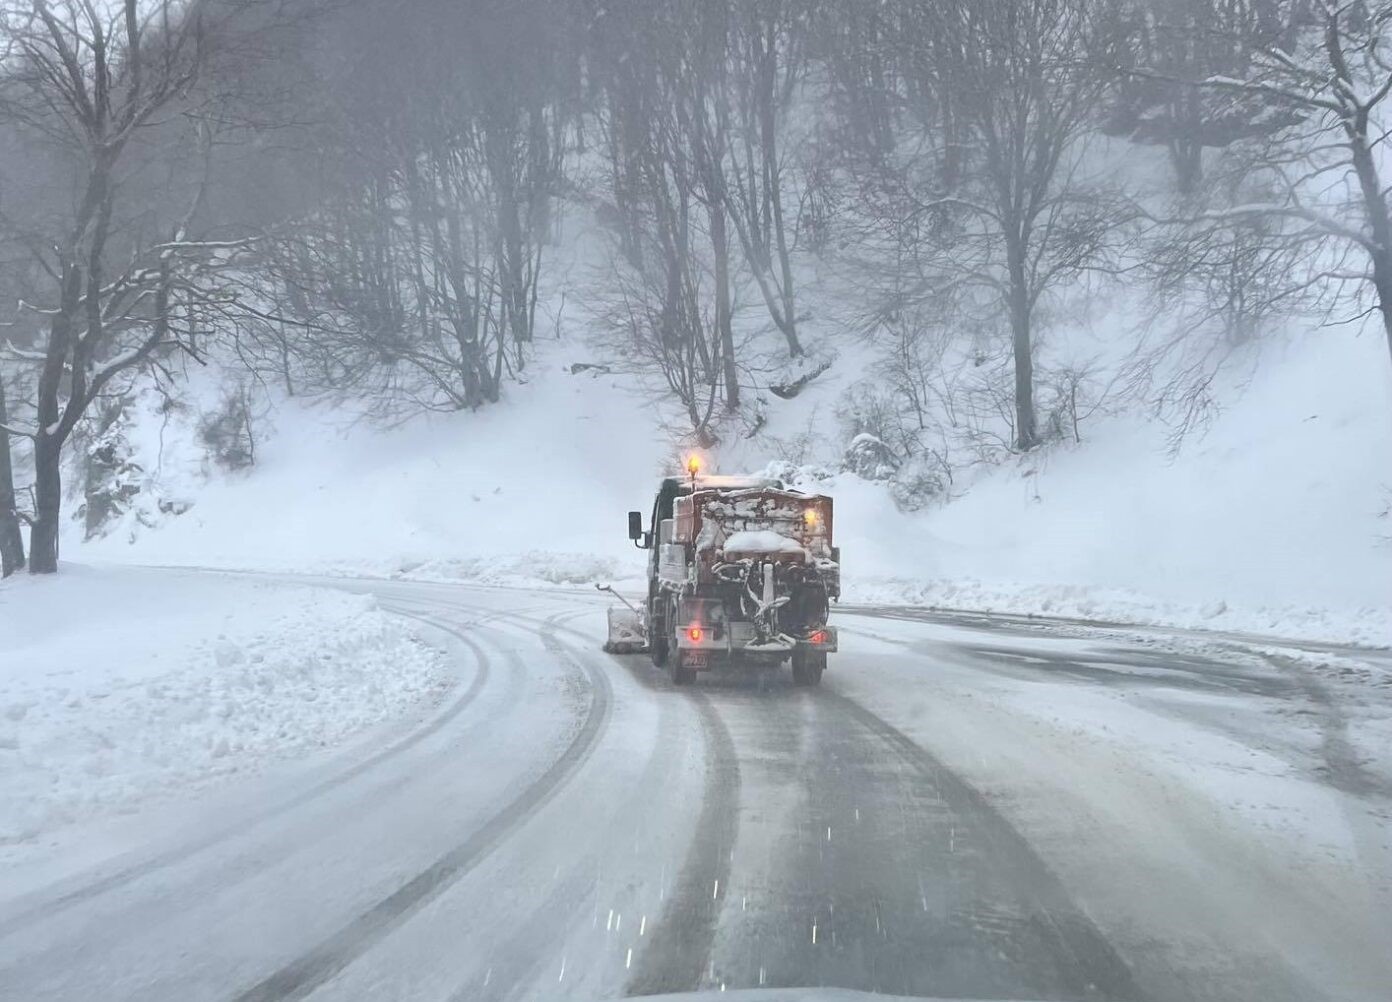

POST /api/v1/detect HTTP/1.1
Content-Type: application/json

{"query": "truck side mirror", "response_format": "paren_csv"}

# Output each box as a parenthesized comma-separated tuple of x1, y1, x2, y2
(627, 511, 644, 541)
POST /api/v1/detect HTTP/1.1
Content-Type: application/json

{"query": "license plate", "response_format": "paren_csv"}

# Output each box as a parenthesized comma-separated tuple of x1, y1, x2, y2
(683, 652, 708, 669)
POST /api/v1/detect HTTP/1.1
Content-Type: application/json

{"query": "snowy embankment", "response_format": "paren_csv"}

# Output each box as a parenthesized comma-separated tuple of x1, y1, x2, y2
(771, 326, 1392, 648)
(75, 327, 1392, 648)
(748, 325, 1387, 647)
(0, 566, 449, 849)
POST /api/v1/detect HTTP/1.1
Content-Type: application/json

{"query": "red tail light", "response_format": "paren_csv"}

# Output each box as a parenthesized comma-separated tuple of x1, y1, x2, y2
(688, 626, 704, 642)
(810, 630, 828, 645)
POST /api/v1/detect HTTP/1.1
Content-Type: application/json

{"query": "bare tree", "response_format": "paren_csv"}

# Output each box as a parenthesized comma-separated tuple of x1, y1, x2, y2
(886, 0, 1115, 451)
(722, 0, 813, 357)
(1105, 0, 1299, 194)
(234, 0, 575, 417)
(1137, 1, 1392, 373)
(592, 0, 732, 443)
(689, 12, 743, 410)
(818, 0, 900, 162)
(0, 372, 24, 575)
(0, 0, 254, 573)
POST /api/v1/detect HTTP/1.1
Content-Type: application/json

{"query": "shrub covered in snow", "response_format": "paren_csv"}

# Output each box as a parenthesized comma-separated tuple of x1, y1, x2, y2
(198, 383, 259, 472)
(78, 416, 144, 540)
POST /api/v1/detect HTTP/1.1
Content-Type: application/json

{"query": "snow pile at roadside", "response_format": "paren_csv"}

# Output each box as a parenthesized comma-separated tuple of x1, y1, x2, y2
(843, 576, 1392, 648)
(390, 551, 630, 587)
(0, 567, 450, 847)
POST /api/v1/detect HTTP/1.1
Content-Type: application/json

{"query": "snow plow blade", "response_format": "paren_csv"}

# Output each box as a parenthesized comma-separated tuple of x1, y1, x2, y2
(596, 584, 648, 653)
(603, 605, 647, 653)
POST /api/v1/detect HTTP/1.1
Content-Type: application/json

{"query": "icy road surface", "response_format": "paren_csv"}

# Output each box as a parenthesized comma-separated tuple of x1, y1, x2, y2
(1, 573, 1389, 1002)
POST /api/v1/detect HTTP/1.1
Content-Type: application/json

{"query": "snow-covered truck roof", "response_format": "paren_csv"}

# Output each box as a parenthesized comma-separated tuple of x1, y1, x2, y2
(664, 474, 784, 491)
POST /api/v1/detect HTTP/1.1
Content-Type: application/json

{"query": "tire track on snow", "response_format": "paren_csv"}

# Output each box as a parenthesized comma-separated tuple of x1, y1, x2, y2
(229, 611, 613, 1002)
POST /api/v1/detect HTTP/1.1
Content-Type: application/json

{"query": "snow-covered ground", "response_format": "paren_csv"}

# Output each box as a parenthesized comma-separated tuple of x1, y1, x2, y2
(0, 566, 449, 856)
(3, 576, 1386, 1001)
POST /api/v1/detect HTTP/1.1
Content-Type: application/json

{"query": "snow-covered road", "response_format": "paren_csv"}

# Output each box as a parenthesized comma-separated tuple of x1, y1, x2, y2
(1, 574, 1389, 1002)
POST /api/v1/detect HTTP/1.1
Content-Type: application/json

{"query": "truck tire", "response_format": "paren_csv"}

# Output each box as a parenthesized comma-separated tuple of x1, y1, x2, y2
(669, 597, 696, 685)
(649, 597, 669, 667)
(791, 649, 825, 686)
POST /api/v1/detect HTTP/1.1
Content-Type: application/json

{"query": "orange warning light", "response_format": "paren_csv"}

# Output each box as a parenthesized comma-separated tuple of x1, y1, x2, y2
(685, 454, 703, 477)
(803, 508, 819, 527)
(688, 626, 704, 642)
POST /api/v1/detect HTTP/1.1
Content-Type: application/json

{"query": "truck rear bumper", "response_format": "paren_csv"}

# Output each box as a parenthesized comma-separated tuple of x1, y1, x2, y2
(675, 624, 838, 659)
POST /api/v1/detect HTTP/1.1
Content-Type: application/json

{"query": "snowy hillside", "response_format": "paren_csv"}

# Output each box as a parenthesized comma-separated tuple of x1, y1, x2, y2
(72, 307, 1392, 646)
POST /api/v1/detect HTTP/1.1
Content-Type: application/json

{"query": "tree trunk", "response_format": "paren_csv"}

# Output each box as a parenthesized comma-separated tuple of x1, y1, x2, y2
(1169, 88, 1203, 195)
(493, 166, 532, 349)
(756, 30, 802, 358)
(29, 261, 81, 575)
(0, 380, 25, 577)
(864, 8, 892, 156)
(763, 129, 800, 356)
(1169, 139, 1202, 195)
(726, 197, 803, 358)
(1371, 251, 1392, 371)
(711, 201, 740, 409)
(1344, 112, 1392, 371)
(770, 178, 801, 356)
(29, 432, 61, 574)
(1006, 244, 1039, 452)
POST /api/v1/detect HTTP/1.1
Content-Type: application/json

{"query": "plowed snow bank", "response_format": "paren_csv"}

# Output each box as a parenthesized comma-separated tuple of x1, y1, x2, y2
(0, 567, 449, 847)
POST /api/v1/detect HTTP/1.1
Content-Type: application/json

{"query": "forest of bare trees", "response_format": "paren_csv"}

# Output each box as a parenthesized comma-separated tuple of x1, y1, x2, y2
(2, 0, 1390, 575)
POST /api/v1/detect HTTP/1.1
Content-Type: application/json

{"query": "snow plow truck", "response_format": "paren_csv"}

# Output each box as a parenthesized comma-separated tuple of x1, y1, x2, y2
(604, 467, 840, 686)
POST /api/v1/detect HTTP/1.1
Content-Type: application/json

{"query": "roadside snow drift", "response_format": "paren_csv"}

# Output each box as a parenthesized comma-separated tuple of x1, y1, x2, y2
(0, 567, 449, 848)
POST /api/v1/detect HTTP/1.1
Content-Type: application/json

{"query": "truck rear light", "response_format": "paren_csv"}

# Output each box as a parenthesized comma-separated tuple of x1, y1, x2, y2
(809, 630, 828, 645)
(687, 626, 704, 642)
